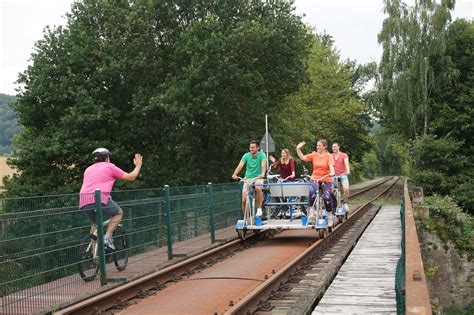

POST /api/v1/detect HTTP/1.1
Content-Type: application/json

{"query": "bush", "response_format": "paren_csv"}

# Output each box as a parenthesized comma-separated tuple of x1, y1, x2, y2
(422, 195, 473, 258)
(452, 179, 474, 215)
(409, 134, 473, 214)
(360, 150, 380, 179)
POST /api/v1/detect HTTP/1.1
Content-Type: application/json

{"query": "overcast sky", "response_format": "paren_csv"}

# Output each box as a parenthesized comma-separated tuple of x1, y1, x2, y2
(1, 0, 473, 95)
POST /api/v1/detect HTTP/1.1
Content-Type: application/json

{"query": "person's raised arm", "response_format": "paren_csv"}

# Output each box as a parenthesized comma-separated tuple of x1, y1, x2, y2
(232, 162, 245, 180)
(296, 141, 307, 161)
(122, 153, 143, 182)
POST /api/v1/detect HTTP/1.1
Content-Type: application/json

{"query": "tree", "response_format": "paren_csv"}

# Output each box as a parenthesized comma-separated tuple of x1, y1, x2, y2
(374, 2, 473, 213)
(430, 19, 473, 159)
(3, 0, 311, 196)
(0, 94, 20, 155)
(377, 0, 455, 138)
(273, 33, 372, 167)
(429, 19, 474, 213)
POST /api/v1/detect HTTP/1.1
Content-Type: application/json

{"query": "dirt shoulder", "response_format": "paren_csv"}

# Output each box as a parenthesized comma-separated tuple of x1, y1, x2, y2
(0, 156, 15, 179)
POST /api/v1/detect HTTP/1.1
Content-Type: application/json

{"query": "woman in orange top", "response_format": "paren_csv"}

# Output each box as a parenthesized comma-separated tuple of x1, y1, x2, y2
(296, 139, 335, 225)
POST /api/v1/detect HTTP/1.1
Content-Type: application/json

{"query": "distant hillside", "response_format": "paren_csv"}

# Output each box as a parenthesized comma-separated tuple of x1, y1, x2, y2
(0, 94, 20, 155)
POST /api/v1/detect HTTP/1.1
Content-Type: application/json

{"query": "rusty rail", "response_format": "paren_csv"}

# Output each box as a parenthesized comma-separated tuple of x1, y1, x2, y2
(404, 180, 432, 314)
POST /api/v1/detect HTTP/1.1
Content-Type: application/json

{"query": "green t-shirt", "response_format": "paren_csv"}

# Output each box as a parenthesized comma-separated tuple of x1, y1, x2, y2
(240, 151, 267, 179)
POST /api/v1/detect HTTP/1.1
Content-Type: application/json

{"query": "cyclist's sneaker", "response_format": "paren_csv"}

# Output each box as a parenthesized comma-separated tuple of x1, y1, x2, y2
(308, 215, 317, 225)
(104, 236, 115, 250)
(256, 208, 263, 217)
(343, 203, 349, 212)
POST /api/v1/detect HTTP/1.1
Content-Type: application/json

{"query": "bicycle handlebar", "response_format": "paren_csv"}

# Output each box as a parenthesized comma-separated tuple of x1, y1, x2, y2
(302, 174, 333, 181)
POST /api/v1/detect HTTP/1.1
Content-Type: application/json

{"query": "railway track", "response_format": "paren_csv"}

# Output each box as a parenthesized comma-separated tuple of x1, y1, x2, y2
(54, 177, 399, 315)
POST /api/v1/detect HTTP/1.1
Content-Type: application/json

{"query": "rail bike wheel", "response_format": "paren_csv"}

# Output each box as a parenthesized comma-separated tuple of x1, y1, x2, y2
(237, 228, 248, 240)
(113, 226, 129, 271)
(337, 215, 345, 224)
(318, 228, 329, 239)
(78, 234, 99, 282)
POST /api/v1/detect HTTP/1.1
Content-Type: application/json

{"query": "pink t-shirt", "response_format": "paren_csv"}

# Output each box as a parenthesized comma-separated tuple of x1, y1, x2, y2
(79, 162, 125, 208)
(332, 152, 349, 175)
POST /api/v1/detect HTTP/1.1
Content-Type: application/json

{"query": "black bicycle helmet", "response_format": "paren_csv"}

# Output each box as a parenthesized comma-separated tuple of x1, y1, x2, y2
(92, 148, 111, 162)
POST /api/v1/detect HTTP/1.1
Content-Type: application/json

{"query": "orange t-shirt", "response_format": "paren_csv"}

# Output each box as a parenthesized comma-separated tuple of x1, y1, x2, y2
(303, 152, 334, 182)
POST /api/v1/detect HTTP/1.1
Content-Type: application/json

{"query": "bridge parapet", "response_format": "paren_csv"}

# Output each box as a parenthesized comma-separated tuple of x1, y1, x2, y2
(399, 179, 432, 315)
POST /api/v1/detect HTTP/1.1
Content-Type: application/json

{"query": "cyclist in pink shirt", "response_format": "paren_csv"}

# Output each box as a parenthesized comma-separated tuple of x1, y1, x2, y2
(331, 143, 350, 211)
(79, 148, 143, 249)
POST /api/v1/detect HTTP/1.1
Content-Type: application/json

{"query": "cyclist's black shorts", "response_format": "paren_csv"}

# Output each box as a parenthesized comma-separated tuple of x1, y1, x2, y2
(81, 199, 121, 223)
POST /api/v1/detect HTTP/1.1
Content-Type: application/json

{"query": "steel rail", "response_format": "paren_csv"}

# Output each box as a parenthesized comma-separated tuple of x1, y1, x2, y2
(53, 177, 395, 314)
(350, 176, 393, 198)
(54, 237, 251, 314)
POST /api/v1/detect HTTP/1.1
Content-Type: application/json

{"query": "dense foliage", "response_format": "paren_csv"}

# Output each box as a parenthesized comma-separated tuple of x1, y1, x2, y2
(3, 0, 313, 196)
(375, 0, 473, 214)
(0, 94, 19, 155)
(2, 0, 376, 197)
(420, 195, 473, 258)
(273, 34, 372, 177)
(377, 0, 455, 138)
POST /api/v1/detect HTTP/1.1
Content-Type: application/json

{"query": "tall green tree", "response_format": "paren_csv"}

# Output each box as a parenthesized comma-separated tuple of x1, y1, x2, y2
(375, 0, 473, 213)
(430, 19, 473, 159)
(377, 0, 455, 138)
(0, 94, 19, 155)
(3, 0, 311, 196)
(273, 34, 372, 167)
(427, 19, 474, 212)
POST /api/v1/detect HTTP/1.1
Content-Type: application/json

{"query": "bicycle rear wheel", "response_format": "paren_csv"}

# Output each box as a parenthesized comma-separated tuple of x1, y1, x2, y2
(112, 226, 129, 271)
(78, 234, 99, 282)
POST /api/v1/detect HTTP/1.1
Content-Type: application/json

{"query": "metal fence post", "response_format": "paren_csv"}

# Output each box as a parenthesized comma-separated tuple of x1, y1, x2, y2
(127, 207, 134, 252)
(164, 185, 173, 260)
(94, 190, 107, 286)
(207, 182, 216, 243)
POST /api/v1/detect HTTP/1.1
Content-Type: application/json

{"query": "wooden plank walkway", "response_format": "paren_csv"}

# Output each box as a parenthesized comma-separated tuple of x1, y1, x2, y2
(313, 204, 401, 314)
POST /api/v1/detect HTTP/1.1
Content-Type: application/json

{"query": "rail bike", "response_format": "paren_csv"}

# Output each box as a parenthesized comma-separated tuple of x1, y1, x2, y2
(235, 171, 346, 240)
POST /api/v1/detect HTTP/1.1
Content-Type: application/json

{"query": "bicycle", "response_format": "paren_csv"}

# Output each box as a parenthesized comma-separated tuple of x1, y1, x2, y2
(302, 173, 334, 238)
(78, 219, 129, 282)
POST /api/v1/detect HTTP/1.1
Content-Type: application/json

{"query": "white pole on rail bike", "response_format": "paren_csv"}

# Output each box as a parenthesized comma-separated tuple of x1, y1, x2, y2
(265, 114, 269, 173)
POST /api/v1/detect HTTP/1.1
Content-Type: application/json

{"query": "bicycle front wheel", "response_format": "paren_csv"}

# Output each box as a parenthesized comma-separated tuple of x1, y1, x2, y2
(78, 234, 99, 282)
(112, 226, 129, 271)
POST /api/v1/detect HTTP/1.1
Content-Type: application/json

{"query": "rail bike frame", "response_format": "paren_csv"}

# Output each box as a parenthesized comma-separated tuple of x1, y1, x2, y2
(236, 182, 314, 231)
(332, 176, 348, 222)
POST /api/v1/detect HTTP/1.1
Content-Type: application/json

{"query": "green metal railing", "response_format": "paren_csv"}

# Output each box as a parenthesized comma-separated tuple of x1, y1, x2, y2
(395, 185, 406, 315)
(0, 182, 242, 314)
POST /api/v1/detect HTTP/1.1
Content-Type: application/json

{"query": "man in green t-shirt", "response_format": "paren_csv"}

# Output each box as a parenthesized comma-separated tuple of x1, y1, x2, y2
(232, 140, 267, 217)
